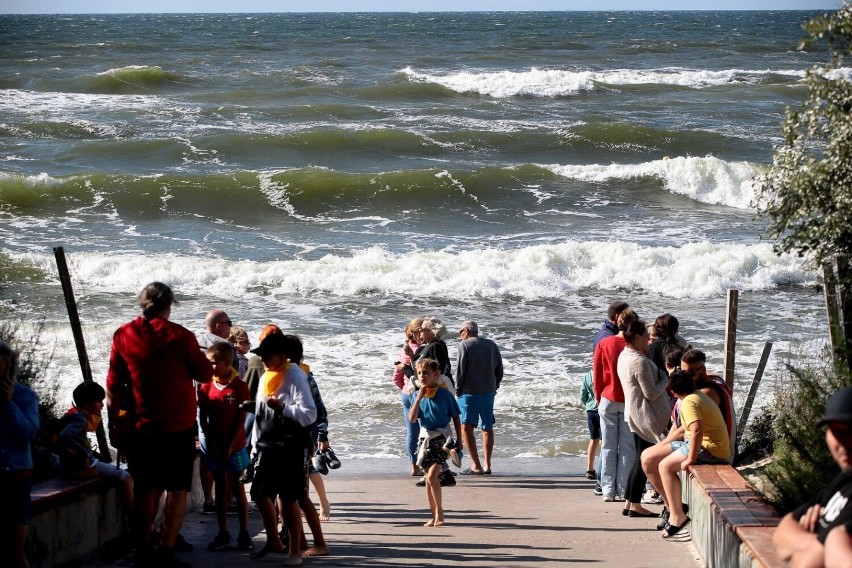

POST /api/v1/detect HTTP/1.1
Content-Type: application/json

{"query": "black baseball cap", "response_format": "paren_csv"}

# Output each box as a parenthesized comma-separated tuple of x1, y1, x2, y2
(819, 387, 852, 426)
(250, 333, 288, 358)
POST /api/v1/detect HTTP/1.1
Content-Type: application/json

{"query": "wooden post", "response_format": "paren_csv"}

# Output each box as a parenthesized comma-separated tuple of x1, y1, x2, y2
(736, 341, 772, 446)
(823, 260, 842, 362)
(836, 256, 852, 374)
(53, 247, 112, 463)
(723, 289, 738, 391)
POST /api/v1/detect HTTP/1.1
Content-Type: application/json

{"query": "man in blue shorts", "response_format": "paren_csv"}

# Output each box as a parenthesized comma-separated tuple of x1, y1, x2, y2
(455, 320, 503, 475)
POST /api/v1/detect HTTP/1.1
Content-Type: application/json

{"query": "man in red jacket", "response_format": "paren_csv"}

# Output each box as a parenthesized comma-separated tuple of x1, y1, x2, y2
(106, 282, 213, 568)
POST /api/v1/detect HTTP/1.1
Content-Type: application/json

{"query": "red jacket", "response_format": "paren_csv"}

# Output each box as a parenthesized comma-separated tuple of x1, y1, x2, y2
(593, 335, 627, 404)
(106, 316, 212, 433)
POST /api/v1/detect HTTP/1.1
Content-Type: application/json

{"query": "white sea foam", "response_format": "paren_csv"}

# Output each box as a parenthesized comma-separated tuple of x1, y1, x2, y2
(400, 67, 804, 98)
(9, 239, 810, 304)
(0, 88, 162, 114)
(541, 156, 764, 209)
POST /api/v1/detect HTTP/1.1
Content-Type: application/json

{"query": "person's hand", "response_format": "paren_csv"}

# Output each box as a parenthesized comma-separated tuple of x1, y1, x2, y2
(266, 396, 284, 411)
(318, 440, 330, 451)
(403, 344, 415, 360)
(680, 457, 693, 471)
(799, 504, 822, 533)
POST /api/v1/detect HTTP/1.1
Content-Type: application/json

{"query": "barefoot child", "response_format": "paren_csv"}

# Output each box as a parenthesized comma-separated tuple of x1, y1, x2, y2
(199, 342, 253, 551)
(408, 358, 463, 527)
(249, 333, 316, 566)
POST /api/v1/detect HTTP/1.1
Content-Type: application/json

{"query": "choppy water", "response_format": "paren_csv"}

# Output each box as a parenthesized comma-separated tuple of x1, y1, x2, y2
(0, 11, 830, 460)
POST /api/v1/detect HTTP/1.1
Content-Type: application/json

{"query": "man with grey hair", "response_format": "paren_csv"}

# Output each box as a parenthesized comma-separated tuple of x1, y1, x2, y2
(456, 320, 503, 475)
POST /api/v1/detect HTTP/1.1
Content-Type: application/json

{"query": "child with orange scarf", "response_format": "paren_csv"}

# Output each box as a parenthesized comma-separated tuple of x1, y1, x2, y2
(248, 333, 316, 567)
(408, 358, 463, 527)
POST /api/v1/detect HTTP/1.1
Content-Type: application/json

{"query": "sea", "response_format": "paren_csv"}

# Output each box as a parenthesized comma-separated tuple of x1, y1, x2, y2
(0, 11, 834, 464)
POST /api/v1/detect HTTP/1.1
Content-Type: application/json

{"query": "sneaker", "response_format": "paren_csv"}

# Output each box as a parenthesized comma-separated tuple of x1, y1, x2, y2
(173, 533, 194, 552)
(228, 501, 238, 515)
(439, 470, 456, 487)
(415, 476, 426, 487)
(202, 500, 216, 514)
(603, 495, 616, 502)
(594, 483, 603, 496)
(312, 452, 329, 475)
(324, 448, 342, 469)
(207, 530, 232, 551)
(236, 530, 253, 551)
(641, 489, 663, 505)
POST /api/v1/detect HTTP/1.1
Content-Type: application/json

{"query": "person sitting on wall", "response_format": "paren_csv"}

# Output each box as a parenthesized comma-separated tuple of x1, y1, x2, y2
(773, 387, 852, 567)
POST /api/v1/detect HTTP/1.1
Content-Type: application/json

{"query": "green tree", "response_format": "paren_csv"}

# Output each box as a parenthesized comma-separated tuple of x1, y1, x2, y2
(754, 2, 852, 371)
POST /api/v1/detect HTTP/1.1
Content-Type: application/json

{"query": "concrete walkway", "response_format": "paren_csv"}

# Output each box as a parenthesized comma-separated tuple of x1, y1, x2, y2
(86, 458, 701, 568)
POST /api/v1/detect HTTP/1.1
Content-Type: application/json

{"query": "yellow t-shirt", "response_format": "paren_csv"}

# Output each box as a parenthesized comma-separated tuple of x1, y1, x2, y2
(680, 391, 731, 460)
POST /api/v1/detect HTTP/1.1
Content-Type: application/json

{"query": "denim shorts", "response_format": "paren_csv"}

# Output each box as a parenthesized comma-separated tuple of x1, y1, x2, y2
(669, 440, 729, 464)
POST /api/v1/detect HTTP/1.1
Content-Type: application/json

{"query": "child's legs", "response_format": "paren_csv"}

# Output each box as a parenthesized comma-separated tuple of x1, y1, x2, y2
(256, 496, 283, 547)
(229, 472, 249, 531)
(425, 464, 442, 519)
(659, 450, 687, 523)
(281, 499, 303, 557)
(308, 472, 330, 519)
(586, 410, 601, 472)
(213, 469, 229, 532)
(641, 443, 672, 503)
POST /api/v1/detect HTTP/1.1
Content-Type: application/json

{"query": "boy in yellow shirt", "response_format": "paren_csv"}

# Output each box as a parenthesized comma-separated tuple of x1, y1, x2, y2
(642, 369, 730, 539)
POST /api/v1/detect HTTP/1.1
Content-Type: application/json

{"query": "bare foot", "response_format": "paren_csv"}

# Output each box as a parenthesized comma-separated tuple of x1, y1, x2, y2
(319, 504, 330, 521)
(434, 519, 445, 527)
(284, 555, 303, 566)
(302, 544, 330, 557)
(249, 542, 287, 560)
(423, 519, 435, 527)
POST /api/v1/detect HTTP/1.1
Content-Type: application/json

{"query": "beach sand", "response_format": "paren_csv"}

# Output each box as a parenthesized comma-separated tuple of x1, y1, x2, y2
(85, 457, 700, 567)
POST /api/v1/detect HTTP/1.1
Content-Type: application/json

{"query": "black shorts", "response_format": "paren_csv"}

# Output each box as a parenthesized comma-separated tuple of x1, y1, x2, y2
(250, 444, 308, 505)
(127, 428, 196, 492)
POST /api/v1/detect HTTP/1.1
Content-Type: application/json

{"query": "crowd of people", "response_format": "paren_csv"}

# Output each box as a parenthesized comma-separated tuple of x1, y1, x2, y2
(587, 300, 736, 537)
(1, 285, 851, 568)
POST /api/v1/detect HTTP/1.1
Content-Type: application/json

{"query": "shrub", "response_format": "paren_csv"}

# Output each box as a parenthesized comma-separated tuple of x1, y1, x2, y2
(759, 360, 852, 513)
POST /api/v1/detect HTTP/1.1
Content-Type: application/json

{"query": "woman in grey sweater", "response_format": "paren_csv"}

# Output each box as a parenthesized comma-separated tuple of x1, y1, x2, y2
(617, 319, 672, 517)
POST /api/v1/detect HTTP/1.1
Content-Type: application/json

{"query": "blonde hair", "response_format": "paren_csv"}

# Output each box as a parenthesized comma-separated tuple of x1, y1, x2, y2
(405, 318, 423, 341)
(228, 325, 249, 344)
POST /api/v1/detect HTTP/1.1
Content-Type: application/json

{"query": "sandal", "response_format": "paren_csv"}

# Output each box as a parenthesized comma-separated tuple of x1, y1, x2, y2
(662, 517, 691, 539)
(460, 467, 484, 475)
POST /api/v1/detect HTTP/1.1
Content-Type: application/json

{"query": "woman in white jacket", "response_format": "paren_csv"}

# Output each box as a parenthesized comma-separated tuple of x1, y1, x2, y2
(617, 319, 672, 518)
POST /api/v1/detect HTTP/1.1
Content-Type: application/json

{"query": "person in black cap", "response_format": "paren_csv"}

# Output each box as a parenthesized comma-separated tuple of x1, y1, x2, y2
(774, 386, 852, 567)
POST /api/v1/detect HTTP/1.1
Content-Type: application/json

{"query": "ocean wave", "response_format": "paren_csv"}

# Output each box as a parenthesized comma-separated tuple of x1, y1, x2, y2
(84, 65, 194, 94)
(400, 66, 804, 98)
(0, 156, 761, 215)
(542, 156, 764, 209)
(9, 240, 810, 302)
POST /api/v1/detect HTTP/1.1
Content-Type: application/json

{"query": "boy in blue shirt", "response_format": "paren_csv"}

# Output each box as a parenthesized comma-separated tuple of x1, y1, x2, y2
(408, 358, 463, 527)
